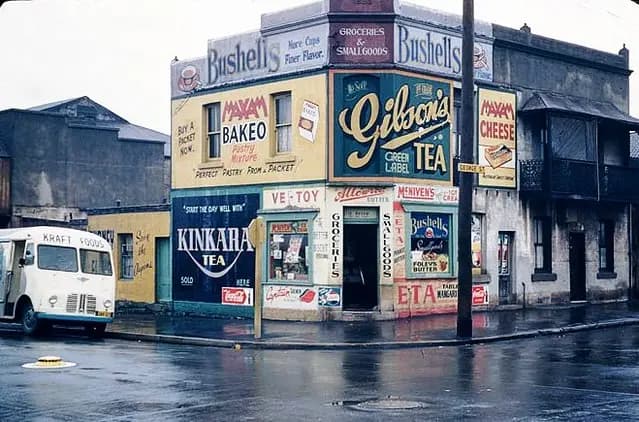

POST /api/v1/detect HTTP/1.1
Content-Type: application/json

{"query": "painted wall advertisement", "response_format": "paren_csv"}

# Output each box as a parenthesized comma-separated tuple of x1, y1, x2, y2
(172, 194, 259, 304)
(477, 87, 517, 188)
(171, 74, 327, 189)
(264, 285, 318, 310)
(171, 57, 207, 98)
(206, 25, 328, 89)
(331, 70, 452, 184)
(409, 212, 450, 275)
(396, 281, 488, 316)
(395, 23, 493, 81)
(318, 287, 341, 307)
(330, 22, 394, 64)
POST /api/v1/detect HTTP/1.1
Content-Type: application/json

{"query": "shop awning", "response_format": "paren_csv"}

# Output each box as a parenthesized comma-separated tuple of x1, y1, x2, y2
(521, 92, 639, 128)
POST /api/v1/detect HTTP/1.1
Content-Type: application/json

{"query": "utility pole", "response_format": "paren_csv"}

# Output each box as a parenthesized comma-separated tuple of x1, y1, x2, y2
(457, 0, 474, 338)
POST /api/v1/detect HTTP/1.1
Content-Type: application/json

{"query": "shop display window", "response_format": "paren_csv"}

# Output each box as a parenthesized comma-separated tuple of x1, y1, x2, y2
(268, 220, 309, 282)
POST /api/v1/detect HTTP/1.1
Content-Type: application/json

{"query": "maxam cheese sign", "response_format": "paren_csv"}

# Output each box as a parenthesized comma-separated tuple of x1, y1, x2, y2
(477, 87, 517, 188)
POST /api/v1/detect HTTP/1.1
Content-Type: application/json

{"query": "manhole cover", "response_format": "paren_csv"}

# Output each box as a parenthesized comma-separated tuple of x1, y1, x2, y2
(22, 356, 77, 369)
(332, 396, 427, 411)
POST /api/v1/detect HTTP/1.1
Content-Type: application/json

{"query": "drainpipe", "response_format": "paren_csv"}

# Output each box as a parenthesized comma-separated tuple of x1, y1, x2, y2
(628, 203, 633, 300)
(521, 281, 526, 309)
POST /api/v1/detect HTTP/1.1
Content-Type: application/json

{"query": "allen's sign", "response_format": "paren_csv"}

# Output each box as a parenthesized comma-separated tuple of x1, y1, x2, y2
(330, 71, 453, 184)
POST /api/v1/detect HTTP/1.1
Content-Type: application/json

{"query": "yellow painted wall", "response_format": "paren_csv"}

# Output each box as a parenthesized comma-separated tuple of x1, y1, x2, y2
(88, 211, 170, 303)
(171, 73, 327, 189)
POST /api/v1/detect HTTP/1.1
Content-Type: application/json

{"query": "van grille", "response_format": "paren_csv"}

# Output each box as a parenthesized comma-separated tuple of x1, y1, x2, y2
(86, 295, 97, 313)
(66, 294, 97, 314)
(66, 294, 79, 313)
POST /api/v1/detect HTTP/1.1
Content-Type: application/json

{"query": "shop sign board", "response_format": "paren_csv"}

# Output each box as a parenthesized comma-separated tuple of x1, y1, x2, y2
(263, 186, 325, 209)
(222, 287, 254, 306)
(395, 22, 493, 81)
(394, 184, 458, 203)
(472, 285, 489, 305)
(331, 70, 453, 183)
(330, 22, 394, 64)
(263, 285, 318, 309)
(477, 87, 517, 188)
(172, 194, 259, 304)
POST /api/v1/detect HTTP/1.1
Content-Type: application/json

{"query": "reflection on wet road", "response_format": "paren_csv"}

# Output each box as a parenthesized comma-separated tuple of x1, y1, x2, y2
(2, 326, 639, 421)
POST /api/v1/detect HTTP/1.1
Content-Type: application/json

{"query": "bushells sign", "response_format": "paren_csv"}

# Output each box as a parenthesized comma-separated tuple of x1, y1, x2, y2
(172, 194, 259, 304)
(331, 71, 452, 183)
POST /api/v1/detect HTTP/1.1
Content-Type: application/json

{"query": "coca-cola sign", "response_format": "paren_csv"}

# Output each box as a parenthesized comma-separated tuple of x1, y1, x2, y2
(222, 287, 254, 306)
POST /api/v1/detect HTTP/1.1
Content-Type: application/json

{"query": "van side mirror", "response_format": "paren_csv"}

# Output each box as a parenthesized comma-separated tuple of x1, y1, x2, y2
(19, 256, 34, 267)
(18, 257, 25, 267)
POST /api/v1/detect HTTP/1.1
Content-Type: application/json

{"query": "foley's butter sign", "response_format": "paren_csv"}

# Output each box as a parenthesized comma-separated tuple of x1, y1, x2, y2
(331, 71, 452, 183)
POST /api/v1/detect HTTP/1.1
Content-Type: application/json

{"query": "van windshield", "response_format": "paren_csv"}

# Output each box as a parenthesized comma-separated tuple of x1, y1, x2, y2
(80, 249, 113, 276)
(37, 245, 78, 272)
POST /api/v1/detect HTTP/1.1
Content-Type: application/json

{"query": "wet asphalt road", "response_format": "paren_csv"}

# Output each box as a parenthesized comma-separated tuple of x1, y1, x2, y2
(2, 327, 639, 421)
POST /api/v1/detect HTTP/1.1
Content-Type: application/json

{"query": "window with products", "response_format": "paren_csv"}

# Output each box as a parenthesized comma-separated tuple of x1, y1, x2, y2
(268, 220, 308, 282)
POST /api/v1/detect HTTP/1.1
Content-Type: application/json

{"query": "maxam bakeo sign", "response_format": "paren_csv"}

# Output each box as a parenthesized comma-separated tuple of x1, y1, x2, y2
(330, 70, 453, 184)
(172, 194, 259, 304)
(477, 87, 517, 188)
(222, 96, 268, 145)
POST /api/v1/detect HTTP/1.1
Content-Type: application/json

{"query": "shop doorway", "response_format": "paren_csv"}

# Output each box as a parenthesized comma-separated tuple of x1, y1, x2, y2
(342, 209, 378, 310)
(569, 232, 586, 302)
(498, 232, 514, 304)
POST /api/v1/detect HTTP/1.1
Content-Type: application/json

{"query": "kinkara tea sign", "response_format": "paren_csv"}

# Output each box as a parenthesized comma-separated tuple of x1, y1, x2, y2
(477, 87, 517, 188)
(330, 70, 453, 184)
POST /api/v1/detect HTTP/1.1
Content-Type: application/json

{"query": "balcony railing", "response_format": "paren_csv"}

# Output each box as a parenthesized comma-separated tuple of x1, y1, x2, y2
(520, 158, 639, 202)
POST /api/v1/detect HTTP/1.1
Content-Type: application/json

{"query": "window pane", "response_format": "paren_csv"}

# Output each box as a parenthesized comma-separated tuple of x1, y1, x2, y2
(535, 245, 544, 269)
(208, 103, 220, 131)
(80, 249, 113, 276)
(277, 125, 291, 153)
(119, 234, 133, 279)
(269, 221, 309, 281)
(209, 133, 220, 158)
(38, 245, 78, 272)
(276, 94, 291, 125)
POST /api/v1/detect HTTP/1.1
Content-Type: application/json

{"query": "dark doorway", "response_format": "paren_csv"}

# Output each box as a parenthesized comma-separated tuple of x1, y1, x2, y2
(342, 224, 378, 310)
(569, 232, 586, 301)
(498, 232, 514, 304)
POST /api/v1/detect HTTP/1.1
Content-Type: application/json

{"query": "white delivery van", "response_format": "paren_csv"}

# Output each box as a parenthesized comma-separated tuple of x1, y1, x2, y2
(0, 226, 115, 336)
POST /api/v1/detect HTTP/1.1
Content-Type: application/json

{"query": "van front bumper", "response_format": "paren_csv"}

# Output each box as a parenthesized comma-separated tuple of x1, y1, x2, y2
(37, 312, 114, 324)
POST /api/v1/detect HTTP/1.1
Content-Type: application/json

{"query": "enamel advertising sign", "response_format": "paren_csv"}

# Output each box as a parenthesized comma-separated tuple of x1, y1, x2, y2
(331, 70, 452, 184)
(172, 194, 259, 303)
(477, 87, 517, 188)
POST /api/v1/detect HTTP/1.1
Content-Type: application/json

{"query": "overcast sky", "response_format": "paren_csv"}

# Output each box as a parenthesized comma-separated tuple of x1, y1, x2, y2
(0, 0, 637, 134)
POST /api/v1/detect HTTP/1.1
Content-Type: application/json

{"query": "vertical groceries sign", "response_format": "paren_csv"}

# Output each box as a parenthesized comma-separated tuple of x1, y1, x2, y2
(172, 194, 259, 304)
(477, 87, 517, 188)
(331, 71, 452, 183)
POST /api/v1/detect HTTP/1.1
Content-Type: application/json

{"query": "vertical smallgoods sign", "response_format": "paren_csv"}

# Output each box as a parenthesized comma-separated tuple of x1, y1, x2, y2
(477, 88, 517, 188)
(172, 194, 259, 304)
(331, 70, 453, 184)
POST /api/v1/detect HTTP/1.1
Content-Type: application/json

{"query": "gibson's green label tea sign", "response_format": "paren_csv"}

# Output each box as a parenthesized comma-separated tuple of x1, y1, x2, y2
(331, 71, 452, 183)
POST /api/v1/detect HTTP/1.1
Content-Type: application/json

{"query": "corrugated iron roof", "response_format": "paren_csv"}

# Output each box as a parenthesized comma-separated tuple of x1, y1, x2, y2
(521, 92, 639, 127)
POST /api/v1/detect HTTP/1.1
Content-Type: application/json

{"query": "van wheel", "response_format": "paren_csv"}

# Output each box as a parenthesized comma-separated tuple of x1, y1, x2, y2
(21, 303, 42, 336)
(85, 323, 106, 338)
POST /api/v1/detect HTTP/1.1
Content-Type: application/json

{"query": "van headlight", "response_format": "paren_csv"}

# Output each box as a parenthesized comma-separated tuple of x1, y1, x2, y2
(103, 299, 113, 309)
(48, 295, 58, 305)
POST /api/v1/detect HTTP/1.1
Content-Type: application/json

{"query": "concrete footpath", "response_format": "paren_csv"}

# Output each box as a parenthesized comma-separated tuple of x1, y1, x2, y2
(105, 301, 639, 350)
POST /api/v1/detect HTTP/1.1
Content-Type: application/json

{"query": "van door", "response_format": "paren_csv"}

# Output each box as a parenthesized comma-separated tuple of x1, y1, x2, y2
(7, 240, 25, 316)
(0, 241, 13, 317)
